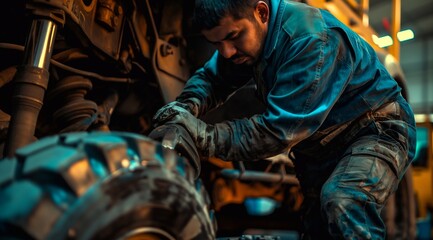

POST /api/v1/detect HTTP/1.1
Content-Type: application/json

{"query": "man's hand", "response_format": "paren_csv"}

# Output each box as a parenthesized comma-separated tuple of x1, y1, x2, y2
(152, 101, 214, 157)
(152, 101, 195, 128)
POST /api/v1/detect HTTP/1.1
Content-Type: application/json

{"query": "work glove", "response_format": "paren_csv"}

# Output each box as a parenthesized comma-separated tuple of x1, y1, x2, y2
(152, 100, 215, 157)
(152, 101, 288, 162)
(153, 99, 201, 124)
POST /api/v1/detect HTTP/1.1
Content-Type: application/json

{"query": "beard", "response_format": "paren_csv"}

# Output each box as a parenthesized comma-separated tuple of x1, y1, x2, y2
(240, 18, 266, 66)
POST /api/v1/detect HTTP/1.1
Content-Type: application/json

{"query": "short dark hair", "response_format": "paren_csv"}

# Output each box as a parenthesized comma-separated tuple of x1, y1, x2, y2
(192, 0, 264, 31)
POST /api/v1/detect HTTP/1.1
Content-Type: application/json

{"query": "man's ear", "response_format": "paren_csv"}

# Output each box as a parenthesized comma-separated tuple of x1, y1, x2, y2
(255, 1, 269, 24)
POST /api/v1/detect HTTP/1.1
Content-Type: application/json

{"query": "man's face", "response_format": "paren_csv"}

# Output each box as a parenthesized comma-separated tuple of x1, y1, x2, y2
(202, 5, 269, 66)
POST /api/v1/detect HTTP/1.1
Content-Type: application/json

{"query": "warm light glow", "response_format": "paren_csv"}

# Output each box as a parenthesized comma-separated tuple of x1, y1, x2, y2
(397, 29, 414, 42)
(373, 35, 393, 48)
(372, 29, 415, 48)
(414, 114, 433, 123)
(121, 159, 130, 168)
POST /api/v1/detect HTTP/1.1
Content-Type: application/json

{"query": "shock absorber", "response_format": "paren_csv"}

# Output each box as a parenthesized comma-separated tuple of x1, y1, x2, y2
(4, 10, 62, 157)
(48, 75, 98, 133)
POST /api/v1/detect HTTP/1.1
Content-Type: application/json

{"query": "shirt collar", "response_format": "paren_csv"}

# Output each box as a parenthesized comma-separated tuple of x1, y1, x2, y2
(263, 0, 285, 60)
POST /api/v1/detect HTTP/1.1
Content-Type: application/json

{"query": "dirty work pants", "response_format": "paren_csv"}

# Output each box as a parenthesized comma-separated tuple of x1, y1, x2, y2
(291, 97, 416, 240)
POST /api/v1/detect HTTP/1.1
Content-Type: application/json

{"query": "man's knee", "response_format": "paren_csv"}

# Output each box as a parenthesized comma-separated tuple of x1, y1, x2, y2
(321, 182, 385, 239)
(321, 182, 371, 221)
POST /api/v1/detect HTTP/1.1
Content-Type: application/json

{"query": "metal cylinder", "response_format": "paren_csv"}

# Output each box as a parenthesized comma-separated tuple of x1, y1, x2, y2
(23, 19, 57, 69)
(4, 19, 57, 157)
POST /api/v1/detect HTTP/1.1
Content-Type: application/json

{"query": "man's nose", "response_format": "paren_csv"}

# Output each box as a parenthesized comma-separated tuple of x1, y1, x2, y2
(219, 42, 236, 59)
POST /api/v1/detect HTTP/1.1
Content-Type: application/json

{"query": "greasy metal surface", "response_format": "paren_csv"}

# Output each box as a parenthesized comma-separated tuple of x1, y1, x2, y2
(29, 0, 124, 59)
(23, 19, 57, 69)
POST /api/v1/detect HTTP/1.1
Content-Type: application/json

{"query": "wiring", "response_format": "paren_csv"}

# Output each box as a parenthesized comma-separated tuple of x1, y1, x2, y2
(0, 42, 136, 83)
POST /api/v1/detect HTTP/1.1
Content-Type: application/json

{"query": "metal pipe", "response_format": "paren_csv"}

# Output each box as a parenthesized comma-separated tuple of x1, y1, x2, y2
(4, 19, 57, 157)
(23, 20, 57, 69)
(220, 169, 300, 185)
(360, 0, 369, 27)
(389, 0, 401, 61)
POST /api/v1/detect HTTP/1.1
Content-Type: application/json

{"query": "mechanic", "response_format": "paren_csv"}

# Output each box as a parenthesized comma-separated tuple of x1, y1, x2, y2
(152, 0, 416, 239)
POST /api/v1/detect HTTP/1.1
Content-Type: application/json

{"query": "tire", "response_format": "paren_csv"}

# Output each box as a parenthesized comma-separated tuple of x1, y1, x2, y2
(0, 131, 215, 240)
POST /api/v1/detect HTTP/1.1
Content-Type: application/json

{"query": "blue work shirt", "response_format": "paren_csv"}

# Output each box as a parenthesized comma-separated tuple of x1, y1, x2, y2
(177, 0, 408, 161)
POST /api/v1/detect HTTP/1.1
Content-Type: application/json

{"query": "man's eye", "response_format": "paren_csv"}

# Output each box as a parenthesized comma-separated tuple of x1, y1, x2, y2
(232, 31, 246, 41)
(230, 34, 239, 40)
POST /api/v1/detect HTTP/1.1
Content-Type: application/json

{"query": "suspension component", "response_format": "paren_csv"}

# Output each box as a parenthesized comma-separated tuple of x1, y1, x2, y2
(96, 0, 123, 32)
(48, 75, 98, 133)
(94, 89, 119, 131)
(4, 18, 58, 157)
